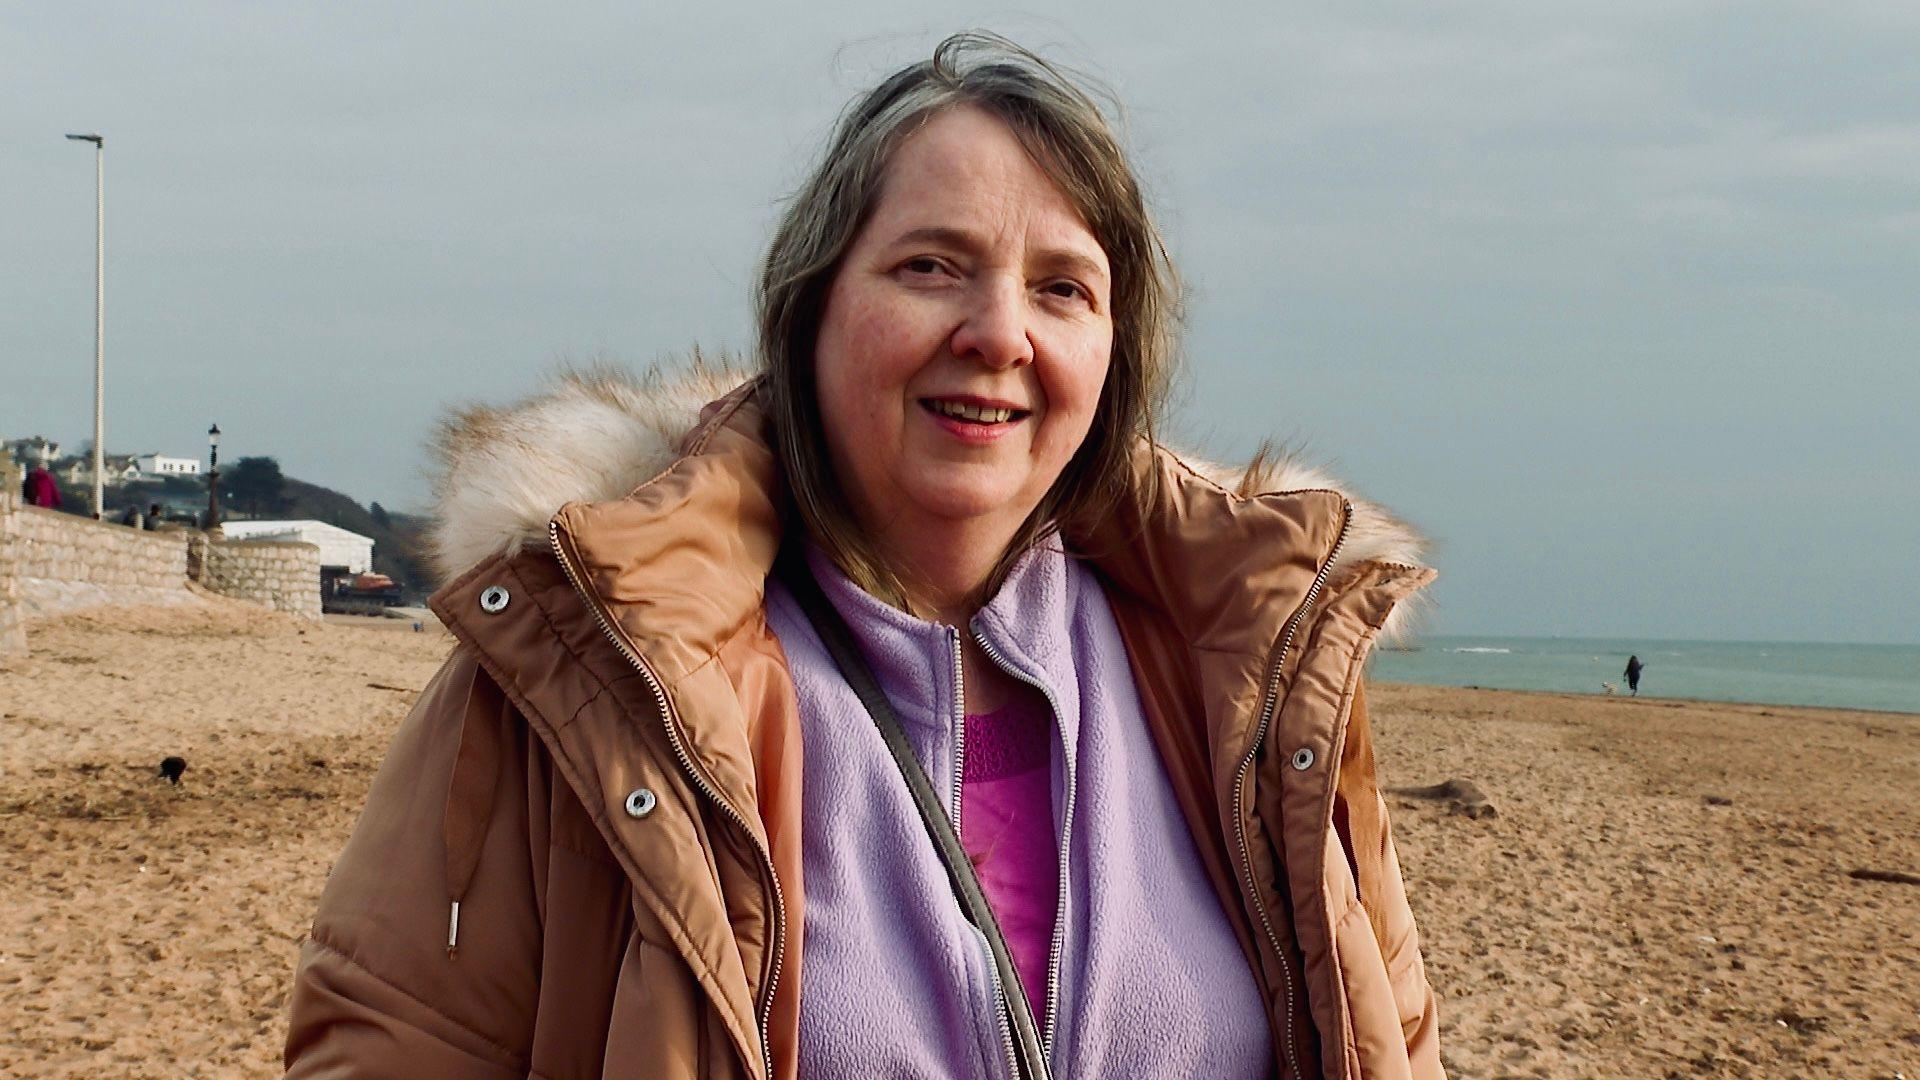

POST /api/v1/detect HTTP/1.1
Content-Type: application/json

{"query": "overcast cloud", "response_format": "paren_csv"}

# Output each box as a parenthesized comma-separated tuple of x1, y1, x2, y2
(5, 2, 1916, 643)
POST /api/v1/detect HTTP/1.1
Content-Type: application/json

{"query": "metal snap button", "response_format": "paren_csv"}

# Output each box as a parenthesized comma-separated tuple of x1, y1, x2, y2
(623, 787, 657, 819)
(1290, 747, 1316, 771)
(479, 586, 510, 613)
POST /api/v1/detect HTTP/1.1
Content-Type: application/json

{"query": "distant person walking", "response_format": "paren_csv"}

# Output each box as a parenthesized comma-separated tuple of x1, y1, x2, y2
(1625, 654, 1644, 696)
(144, 503, 165, 531)
(117, 504, 142, 528)
(22, 465, 61, 509)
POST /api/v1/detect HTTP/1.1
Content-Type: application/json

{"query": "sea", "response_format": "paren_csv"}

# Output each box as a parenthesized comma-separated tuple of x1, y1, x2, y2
(1367, 636, 1920, 715)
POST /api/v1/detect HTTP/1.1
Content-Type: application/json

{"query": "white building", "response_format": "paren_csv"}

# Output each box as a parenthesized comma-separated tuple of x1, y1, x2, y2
(220, 520, 375, 573)
(136, 453, 201, 476)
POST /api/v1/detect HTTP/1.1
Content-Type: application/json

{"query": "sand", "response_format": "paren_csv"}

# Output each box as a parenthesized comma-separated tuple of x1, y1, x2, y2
(2, 602, 1916, 1077)
(1371, 685, 1920, 1077)
(0, 601, 450, 1078)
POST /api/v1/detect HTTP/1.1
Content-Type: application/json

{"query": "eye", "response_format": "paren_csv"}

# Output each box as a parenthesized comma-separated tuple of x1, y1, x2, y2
(1042, 279, 1091, 304)
(900, 256, 948, 277)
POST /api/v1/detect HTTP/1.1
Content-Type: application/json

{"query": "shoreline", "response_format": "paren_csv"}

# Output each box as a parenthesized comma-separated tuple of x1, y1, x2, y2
(1369, 679, 1920, 720)
(1369, 635, 1920, 718)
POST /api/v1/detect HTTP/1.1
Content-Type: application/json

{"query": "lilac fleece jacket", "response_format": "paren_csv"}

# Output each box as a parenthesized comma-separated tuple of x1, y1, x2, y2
(765, 543, 1269, 1079)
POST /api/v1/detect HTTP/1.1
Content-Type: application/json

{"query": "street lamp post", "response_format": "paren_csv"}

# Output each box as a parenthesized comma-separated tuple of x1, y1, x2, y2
(64, 132, 105, 519)
(205, 424, 222, 529)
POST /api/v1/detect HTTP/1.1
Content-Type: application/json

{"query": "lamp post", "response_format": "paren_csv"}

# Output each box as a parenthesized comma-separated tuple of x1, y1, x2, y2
(205, 424, 222, 529)
(64, 132, 105, 519)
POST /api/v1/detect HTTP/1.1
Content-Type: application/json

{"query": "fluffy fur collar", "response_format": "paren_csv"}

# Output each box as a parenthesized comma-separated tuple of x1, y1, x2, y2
(429, 362, 1430, 632)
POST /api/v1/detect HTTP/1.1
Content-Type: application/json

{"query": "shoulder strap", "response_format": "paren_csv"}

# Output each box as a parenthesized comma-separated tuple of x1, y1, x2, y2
(776, 546, 1053, 1080)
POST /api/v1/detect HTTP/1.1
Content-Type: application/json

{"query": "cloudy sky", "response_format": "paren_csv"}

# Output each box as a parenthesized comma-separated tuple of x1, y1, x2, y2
(6, 3, 1916, 643)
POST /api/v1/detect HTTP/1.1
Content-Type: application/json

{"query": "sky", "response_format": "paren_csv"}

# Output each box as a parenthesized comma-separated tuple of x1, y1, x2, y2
(4, 3, 1916, 644)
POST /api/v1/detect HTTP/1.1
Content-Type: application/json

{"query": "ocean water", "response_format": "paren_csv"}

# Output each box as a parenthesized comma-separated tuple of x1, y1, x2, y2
(1367, 636, 1920, 715)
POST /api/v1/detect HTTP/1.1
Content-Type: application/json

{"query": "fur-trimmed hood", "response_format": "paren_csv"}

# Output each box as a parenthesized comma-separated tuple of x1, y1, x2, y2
(429, 363, 1431, 635)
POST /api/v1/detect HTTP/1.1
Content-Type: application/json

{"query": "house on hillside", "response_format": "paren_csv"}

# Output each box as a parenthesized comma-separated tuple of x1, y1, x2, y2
(56, 454, 142, 487)
(5, 436, 59, 466)
(219, 520, 375, 574)
(134, 453, 200, 477)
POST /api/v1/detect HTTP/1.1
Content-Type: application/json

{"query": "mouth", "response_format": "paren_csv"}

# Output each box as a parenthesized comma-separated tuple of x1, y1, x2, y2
(919, 397, 1031, 426)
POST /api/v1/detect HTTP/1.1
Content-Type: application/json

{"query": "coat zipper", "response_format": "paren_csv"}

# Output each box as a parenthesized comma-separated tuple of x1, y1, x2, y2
(971, 630, 1074, 1066)
(950, 626, 1027, 1080)
(1231, 499, 1351, 1080)
(548, 521, 786, 1080)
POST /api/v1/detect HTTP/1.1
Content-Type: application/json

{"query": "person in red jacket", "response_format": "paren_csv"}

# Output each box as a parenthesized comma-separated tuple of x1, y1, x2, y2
(22, 465, 61, 509)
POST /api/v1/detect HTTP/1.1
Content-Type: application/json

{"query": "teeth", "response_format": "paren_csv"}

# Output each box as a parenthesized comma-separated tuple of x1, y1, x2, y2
(930, 400, 1016, 423)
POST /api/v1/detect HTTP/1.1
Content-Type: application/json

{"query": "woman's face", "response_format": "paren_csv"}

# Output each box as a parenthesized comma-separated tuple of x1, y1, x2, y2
(813, 105, 1114, 550)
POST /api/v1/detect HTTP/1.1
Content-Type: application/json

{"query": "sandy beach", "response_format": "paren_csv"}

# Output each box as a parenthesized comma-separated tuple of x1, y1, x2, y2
(2, 601, 1915, 1077)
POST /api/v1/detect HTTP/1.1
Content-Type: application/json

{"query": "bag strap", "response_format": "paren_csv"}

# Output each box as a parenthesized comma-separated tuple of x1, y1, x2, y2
(776, 546, 1053, 1080)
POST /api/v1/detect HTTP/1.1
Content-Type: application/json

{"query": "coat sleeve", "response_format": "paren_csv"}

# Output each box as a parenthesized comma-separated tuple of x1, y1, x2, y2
(1338, 680, 1445, 1078)
(285, 648, 544, 1078)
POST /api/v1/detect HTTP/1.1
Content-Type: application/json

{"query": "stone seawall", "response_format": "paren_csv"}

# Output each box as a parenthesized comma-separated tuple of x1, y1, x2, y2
(0, 476, 326, 636)
(14, 505, 190, 588)
(0, 451, 24, 664)
(190, 535, 323, 620)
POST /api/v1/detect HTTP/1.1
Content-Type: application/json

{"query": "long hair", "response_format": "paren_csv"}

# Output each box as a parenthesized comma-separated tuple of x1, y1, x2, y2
(757, 31, 1181, 612)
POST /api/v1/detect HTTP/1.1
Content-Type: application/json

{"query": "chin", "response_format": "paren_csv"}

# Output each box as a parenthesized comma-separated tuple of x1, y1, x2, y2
(900, 475, 1036, 527)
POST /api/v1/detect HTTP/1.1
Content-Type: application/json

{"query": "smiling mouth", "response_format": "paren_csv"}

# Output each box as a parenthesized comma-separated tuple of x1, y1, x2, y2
(920, 398, 1030, 424)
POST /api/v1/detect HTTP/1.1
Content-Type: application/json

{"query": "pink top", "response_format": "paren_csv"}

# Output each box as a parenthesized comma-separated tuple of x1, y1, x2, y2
(959, 698, 1058, 1025)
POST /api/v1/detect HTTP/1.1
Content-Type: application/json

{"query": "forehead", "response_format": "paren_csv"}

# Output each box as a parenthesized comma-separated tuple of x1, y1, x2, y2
(867, 106, 1103, 257)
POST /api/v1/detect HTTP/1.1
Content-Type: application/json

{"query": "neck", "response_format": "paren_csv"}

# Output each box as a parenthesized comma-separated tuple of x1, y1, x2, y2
(870, 513, 1022, 628)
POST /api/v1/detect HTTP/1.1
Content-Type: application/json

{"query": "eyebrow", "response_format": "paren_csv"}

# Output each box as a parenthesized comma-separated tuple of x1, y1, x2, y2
(888, 225, 1110, 287)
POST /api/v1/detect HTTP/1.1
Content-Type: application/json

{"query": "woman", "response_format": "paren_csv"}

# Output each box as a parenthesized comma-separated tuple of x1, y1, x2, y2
(286, 33, 1441, 1080)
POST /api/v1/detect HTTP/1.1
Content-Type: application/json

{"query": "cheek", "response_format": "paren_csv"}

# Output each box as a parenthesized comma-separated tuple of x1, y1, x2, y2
(816, 294, 925, 426)
(814, 300, 878, 436)
(1042, 335, 1114, 448)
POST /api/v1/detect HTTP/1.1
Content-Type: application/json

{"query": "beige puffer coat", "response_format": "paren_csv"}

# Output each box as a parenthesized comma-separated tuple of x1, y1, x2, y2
(285, 372, 1444, 1078)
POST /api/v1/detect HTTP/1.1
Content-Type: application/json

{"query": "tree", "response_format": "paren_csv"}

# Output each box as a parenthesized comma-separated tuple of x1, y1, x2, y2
(223, 456, 289, 516)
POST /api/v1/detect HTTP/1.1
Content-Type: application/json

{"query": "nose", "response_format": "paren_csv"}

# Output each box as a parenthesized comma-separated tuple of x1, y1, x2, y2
(948, 276, 1034, 370)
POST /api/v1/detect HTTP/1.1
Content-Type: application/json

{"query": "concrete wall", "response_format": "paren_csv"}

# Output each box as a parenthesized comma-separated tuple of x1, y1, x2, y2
(190, 534, 323, 619)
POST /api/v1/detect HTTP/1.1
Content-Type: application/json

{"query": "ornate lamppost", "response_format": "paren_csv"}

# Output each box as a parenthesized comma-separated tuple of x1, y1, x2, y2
(204, 423, 222, 528)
